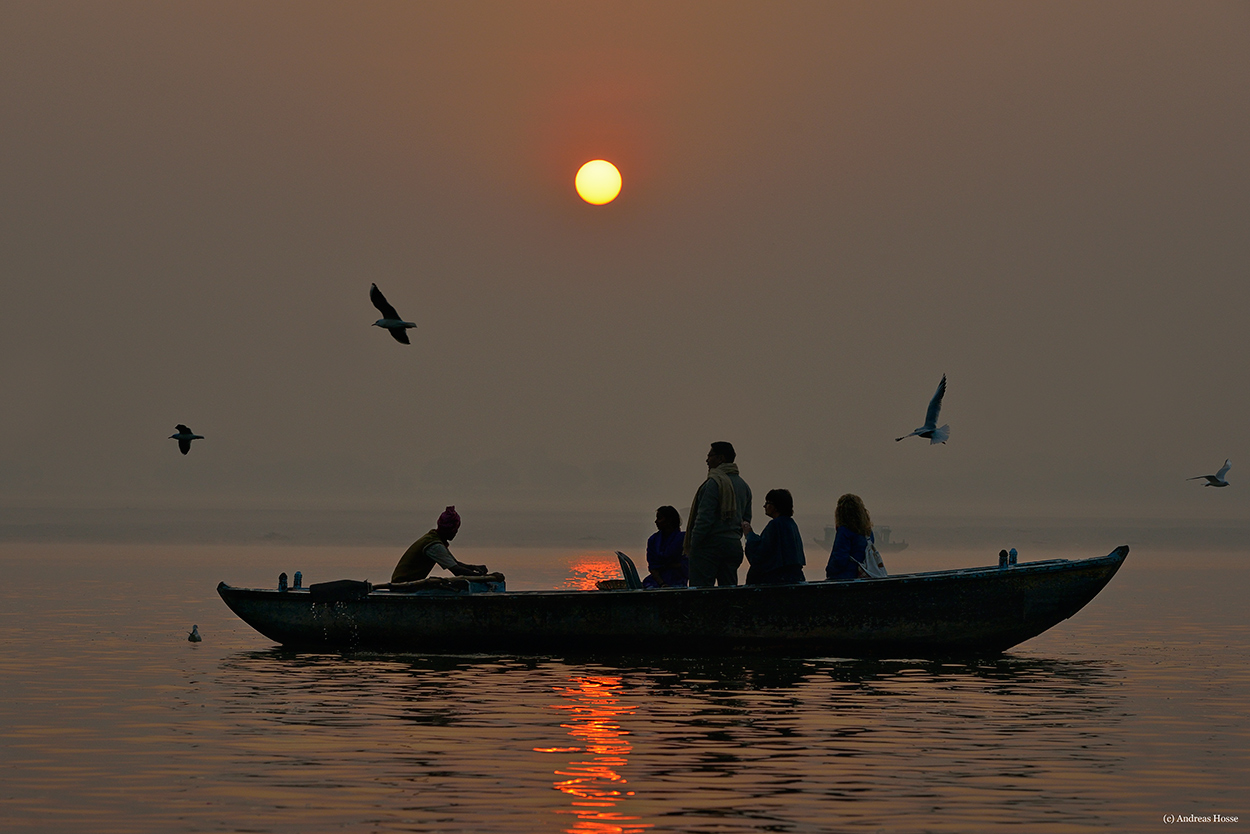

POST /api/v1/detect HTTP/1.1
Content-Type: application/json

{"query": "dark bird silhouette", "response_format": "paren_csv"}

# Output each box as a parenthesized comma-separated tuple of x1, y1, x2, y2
(187, 624, 202, 642)
(370, 283, 416, 344)
(895, 375, 950, 444)
(169, 425, 203, 455)
(1187, 459, 1231, 487)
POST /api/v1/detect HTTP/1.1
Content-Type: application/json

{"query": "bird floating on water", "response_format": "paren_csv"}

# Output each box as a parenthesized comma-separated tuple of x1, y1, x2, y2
(895, 374, 950, 445)
(188, 624, 202, 642)
(169, 425, 204, 455)
(370, 283, 416, 344)
(1187, 459, 1231, 488)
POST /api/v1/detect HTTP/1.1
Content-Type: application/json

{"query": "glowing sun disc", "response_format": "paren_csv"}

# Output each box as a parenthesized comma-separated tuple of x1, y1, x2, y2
(575, 160, 622, 205)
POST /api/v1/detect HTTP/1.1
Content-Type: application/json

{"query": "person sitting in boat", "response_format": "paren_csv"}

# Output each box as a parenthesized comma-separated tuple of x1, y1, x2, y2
(391, 506, 487, 584)
(742, 489, 806, 585)
(685, 441, 753, 587)
(824, 493, 885, 580)
(642, 505, 688, 588)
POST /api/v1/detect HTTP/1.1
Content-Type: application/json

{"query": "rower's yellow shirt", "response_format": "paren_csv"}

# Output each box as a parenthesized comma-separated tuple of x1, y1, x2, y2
(391, 529, 457, 583)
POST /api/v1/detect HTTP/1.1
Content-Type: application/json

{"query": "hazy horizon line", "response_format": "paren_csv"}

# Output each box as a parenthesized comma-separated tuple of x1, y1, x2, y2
(3, 504, 1248, 551)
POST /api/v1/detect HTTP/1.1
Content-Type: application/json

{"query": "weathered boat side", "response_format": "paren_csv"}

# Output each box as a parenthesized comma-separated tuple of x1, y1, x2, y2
(217, 546, 1127, 657)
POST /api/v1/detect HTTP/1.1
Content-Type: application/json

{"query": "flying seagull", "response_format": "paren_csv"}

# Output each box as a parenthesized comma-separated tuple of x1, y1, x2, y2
(895, 375, 950, 444)
(187, 624, 202, 643)
(370, 283, 416, 344)
(169, 424, 204, 455)
(1187, 459, 1231, 488)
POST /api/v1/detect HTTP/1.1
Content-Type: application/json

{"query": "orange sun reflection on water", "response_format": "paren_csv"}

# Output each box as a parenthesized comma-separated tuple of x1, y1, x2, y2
(534, 676, 652, 834)
(560, 554, 622, 591)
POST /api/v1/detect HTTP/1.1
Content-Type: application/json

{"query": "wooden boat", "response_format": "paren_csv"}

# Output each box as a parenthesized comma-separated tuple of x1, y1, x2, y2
(217, 546, 1128, 657)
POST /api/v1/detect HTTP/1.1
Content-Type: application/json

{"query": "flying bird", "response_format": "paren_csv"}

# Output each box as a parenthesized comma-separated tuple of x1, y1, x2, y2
(1187, 459, 1231, 488)
(187, 624, 202, 642)
(169, 424, 204, 455)
(370, 283, 417, 344)
(895, 375, 951, 445)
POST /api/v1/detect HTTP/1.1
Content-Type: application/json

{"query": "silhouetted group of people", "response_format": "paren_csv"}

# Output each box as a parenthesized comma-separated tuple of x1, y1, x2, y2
(639, 441, 885, 588)
(390, 441, 887, 589)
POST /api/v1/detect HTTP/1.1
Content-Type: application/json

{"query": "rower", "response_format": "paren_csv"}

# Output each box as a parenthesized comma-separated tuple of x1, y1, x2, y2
(390, 506, 488, 583)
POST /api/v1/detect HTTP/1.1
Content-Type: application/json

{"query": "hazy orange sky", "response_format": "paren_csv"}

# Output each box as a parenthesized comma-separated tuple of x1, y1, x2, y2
(1, 2, 1247, 520)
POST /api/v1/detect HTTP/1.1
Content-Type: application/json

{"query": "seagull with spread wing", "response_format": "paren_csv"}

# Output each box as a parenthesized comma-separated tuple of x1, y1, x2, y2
(1187, 459, 1231, 487)
(895, 375, 950, 445)
(169, 424, 203, 455)
(370, 283, 417, 344)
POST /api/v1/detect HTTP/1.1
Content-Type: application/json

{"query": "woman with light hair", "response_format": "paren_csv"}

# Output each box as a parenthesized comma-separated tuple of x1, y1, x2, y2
(824, 494, 885, 580)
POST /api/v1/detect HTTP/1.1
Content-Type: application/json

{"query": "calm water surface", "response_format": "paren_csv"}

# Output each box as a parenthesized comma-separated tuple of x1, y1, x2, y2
(1, 543, 1246, 833)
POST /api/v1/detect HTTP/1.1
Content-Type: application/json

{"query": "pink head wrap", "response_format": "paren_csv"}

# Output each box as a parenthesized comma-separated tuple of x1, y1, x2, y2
(436, 505, 460, 533)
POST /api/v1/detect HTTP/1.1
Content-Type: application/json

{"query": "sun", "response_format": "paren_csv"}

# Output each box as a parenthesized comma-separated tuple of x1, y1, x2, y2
(574, 160, 622, 205)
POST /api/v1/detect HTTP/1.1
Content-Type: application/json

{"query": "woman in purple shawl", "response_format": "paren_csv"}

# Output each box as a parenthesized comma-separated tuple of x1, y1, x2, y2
(642, 505, 688, 588)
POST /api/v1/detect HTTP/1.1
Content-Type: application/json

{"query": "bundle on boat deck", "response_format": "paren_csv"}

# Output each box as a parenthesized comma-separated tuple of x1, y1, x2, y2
(375, 573, 506, 593)
(309, 579, 373, 601)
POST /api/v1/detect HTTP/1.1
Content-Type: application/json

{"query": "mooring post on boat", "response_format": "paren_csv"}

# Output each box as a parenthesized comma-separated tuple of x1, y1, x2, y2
(293, 571, 302, 589)
(1008, 548, 1018, 566)
(278, 572, 288, 592)
(998, 549, 1009, 569)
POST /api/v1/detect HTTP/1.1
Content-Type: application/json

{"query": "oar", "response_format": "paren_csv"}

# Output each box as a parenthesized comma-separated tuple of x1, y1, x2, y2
(614, 552, 644, 589)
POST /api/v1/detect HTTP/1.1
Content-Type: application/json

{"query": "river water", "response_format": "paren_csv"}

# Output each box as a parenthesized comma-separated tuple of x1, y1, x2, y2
(1, 542, 1246, 832)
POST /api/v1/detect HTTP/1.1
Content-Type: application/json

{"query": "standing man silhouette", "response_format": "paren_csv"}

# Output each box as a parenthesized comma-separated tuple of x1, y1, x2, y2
(684, 442, 752, 587)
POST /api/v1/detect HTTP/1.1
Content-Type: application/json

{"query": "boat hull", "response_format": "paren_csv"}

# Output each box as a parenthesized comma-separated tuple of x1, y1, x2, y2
(217, 547, 1127, 657)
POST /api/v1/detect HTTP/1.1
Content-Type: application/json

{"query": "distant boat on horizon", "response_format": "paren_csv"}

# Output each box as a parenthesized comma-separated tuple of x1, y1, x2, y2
(812, 524, 909, 553)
